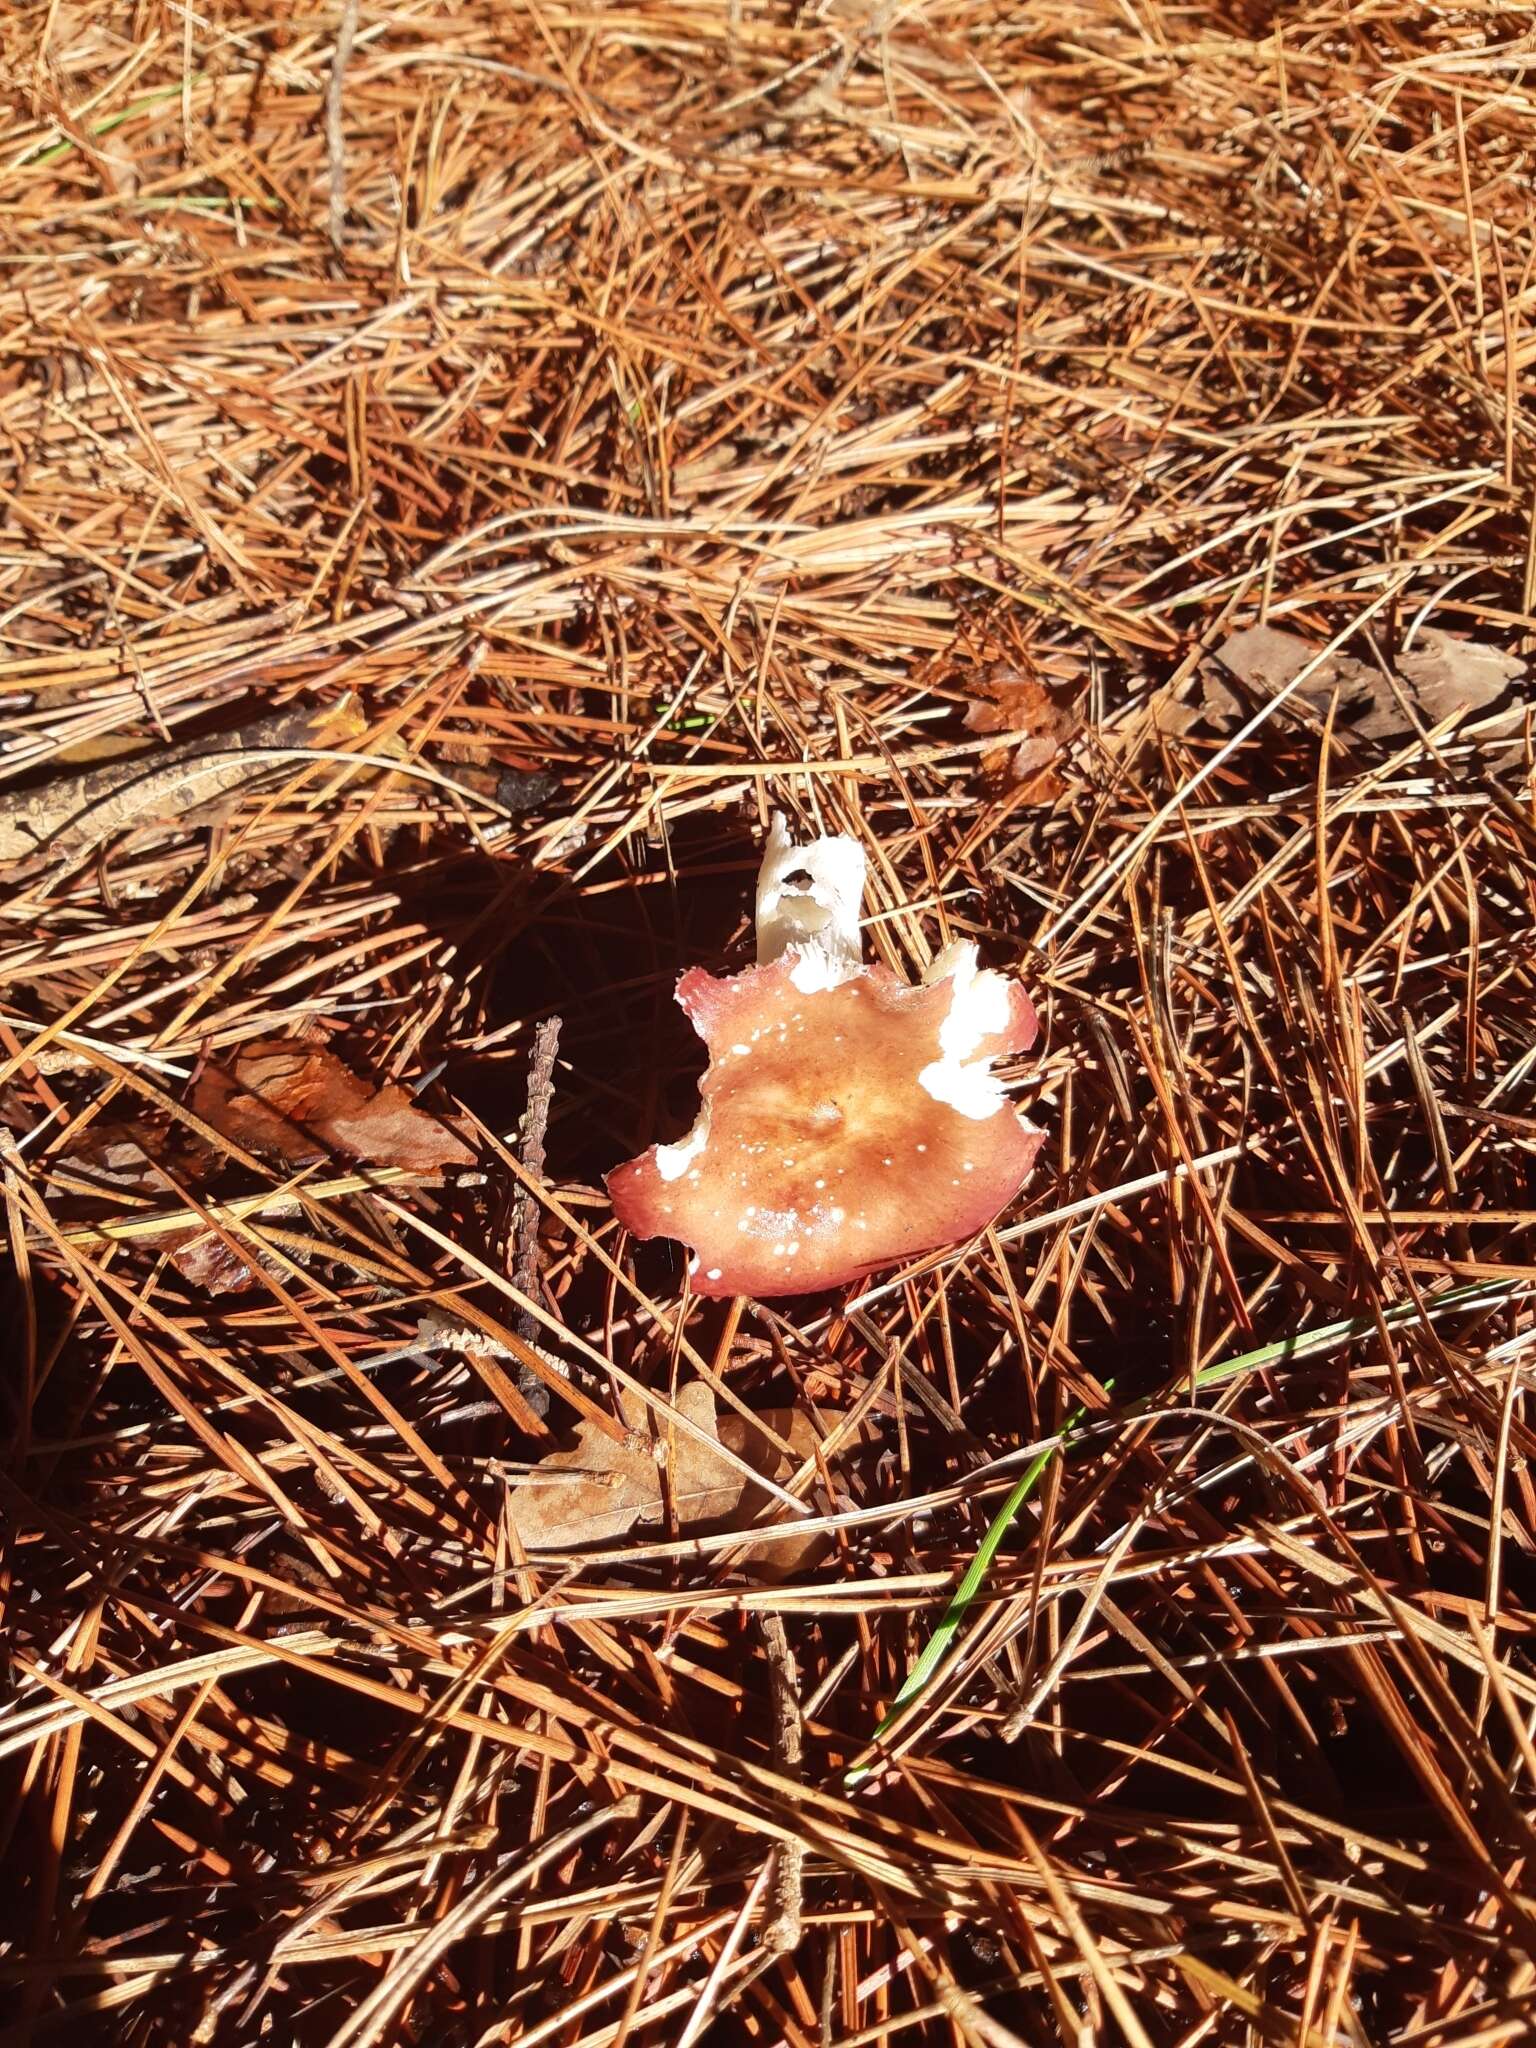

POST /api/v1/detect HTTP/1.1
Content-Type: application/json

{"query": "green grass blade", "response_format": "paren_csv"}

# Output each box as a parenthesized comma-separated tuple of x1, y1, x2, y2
(842, 1275, 1530, 1789)
(843, 1415, 1087, 1787)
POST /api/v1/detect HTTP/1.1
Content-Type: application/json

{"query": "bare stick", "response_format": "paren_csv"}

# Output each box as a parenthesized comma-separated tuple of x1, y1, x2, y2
(326, 0, 360, 251)
(510, 1017, 562, 1413)
(760, 1612, 804, 1953)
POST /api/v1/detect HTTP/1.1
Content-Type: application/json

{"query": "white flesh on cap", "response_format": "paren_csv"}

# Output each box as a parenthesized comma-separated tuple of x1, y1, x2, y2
(755, 813, 867, 992)
(917, 940, 1015, 1120)
(655, 1102, 711, 1182)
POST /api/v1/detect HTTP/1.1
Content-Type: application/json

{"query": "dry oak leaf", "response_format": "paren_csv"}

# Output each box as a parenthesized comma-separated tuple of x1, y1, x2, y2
(192, 1040, 474, 1173)
(508, 1380, 837, 1569)
(1162, 624, 1523, 740)
(1381, 629, 1525, 740)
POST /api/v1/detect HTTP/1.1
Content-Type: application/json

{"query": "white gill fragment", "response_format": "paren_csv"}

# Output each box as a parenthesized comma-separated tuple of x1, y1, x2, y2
(918, 940, 1015, 1120)
(755, 813, 867, 993)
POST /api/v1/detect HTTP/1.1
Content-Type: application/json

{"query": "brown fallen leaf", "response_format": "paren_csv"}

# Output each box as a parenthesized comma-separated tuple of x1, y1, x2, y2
(718, 1405, 845, 1576)
(192, 1039, 474, 1173)
(507, 1380, 844, 1570)
(964, 664, 1079, 792)
(1375, 628, 1525, 740)
(1161, 623, 1523, 740)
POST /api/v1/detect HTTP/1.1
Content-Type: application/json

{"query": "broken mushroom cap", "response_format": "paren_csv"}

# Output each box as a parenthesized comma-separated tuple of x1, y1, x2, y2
(606, 818, 1044, 1298)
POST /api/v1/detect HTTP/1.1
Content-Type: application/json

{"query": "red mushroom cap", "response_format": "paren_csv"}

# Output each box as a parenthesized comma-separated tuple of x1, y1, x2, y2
(607, 946, 1042, 1298)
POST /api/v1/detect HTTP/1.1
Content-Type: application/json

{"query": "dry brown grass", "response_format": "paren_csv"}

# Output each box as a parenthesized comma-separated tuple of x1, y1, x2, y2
(4, 2, 1536, 2042)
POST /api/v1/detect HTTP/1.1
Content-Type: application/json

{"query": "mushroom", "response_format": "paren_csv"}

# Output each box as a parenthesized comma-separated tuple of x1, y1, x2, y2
(606, 818, 1044, 1297)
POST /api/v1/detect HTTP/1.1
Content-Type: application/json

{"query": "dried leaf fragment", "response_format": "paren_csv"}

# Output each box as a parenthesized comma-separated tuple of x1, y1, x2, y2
(169, 1231, 273, 1296)
(964, 665, 1078, 790)
(508, 1382, 733, 1549)
(192, 1039, 473, 1173)
(1385, 629, 1525, 739)
(507, 1380, 834, 1562)
(55, 1122, 284, 1294)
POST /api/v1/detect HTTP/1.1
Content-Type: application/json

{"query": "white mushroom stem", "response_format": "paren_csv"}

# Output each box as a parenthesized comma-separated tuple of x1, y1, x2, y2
(660, 819, 863, 1179)
(755, 814, 867, 992)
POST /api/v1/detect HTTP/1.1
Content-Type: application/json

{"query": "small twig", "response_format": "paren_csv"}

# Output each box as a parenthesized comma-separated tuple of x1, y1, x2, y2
(511, 1016, 562, 1414)
(511, 1017, 562, 1335)
(759, 1612, 804, 1953)
(326, 0, 360, 252)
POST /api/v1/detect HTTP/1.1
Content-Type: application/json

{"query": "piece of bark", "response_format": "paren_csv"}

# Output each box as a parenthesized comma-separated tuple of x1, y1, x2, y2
(326, 0, 360, 251)
(760, 1613, 805, 1952)
(509, 1017, 562, 1420)
(0, 698, 371, 874)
